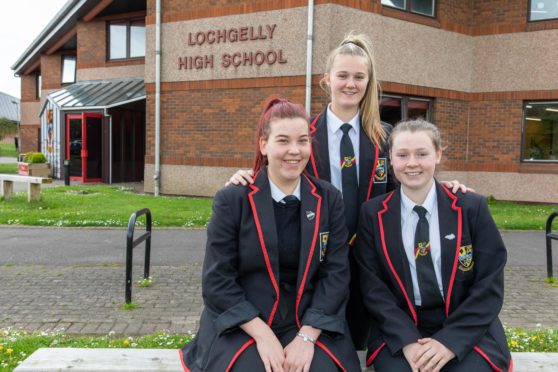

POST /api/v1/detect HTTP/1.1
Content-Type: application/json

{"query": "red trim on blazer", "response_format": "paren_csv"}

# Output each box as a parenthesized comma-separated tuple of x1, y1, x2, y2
(308, 113, 321, 178)
(248, 183, 280, 326)
(316, 340, 346, 372)
(178, 349, 190, 372)
(365, 145, 380, 201)
(473, 346, 506, 372)
(378, 191, 418, 325)
(366, 342, 386, 366)
(295, 173, 322, 326)
(226, 339, 256, 372)
(439, 185, 462, 317)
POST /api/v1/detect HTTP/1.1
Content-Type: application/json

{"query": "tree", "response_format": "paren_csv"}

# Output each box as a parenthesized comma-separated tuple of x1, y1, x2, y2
(0, 117, 17, 142)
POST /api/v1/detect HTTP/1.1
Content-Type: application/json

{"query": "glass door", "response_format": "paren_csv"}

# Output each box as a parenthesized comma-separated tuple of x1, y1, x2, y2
(65, 113, 103, 182)
(84, 113, 103, 182)
(66, 115, 83, 179)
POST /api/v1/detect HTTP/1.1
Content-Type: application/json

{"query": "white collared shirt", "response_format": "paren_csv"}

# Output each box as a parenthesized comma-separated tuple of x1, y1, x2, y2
(400, 183, 444, 306)
(326, 105, 360, 193)
(269, 178, 301, 203)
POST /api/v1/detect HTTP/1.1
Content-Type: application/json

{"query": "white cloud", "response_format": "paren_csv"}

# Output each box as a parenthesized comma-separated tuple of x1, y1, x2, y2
(0, 0, 68, 98)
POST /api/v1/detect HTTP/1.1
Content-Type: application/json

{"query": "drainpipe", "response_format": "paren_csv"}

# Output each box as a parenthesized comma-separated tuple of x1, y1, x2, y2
(305, 0, 314, 115)
(154, 0, 161, 196)
(104, 108, 112, 184)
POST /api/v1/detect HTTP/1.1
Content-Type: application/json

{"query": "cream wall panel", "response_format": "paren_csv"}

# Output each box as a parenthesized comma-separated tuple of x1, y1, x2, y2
(437, 170, 558, 203)
(145, 7, 308, 83)
(472, 30, 558, 92)
(77, 65, 145, 82)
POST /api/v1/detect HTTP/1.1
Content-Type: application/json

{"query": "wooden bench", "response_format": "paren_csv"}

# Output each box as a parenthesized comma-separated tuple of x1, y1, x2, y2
(0, 174, 53, 202)
(13, 348, 558, 371)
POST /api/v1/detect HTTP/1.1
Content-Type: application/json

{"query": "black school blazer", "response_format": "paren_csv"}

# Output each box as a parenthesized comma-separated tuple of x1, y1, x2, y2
(180, 168, 360, 372)
(354, 182, 512, 372)
(306, 107, 397, 208)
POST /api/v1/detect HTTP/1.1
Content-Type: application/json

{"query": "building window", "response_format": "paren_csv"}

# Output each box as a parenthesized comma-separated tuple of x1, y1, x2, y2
(108, 19, 145, 60)
(381, 0, 436, 17)
(380, 94, 433, 126)
(36, 74, 42, 99)
(61, 55, 76, 84)
(529, 0, 558, 21)
(522, 102, 558, 162)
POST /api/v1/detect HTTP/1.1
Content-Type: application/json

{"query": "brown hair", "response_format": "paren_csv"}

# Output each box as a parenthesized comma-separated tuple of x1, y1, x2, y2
(320, 31, 386, 148)
(252, 97, 310, 173)
(389, 119, 442, 152)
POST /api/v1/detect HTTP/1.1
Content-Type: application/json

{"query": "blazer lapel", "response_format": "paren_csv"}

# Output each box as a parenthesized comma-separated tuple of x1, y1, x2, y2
(435, 182, 461, 313)
(248, 169, 280, 291)
(295, 174, 321, 325)
(380, 190, 416, 317)
(358, 121, 378, 205)
(309, 108, 331, 181)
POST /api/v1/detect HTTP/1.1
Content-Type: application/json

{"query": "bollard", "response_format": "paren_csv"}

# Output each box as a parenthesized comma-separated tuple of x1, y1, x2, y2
(63, 160, 70, 186)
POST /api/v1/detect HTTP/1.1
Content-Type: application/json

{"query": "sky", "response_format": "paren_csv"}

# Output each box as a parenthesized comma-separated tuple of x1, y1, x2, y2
(0, 0, 68, 98)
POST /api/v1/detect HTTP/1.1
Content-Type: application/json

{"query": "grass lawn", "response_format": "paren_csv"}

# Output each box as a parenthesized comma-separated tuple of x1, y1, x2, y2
(0, 144, 18, 158)
(0, 163, 17, 174)
(0, 330, 192, 371)
(0, 185, 212, 227)
(0, 183, 555, 229)
(0, 328, 556, 370)
(488, 199, 557, 230)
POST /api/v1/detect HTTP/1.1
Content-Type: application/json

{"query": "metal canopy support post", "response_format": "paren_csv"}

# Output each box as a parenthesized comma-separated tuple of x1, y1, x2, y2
(125, 208, 152, 304)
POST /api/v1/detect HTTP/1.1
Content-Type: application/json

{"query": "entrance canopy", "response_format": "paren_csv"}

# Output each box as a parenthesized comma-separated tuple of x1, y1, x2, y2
(42, 77, 145, 112)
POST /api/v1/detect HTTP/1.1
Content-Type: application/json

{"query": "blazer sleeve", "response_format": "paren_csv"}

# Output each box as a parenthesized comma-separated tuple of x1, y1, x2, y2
(432, 196, 507, 360)
(202, 188, 260, 335)
(301, 187, 350, 335)
(354, 202, 422, 354)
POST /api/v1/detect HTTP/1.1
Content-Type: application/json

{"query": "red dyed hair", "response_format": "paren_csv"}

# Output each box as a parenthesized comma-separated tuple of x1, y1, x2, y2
(252, 97, 310, 173)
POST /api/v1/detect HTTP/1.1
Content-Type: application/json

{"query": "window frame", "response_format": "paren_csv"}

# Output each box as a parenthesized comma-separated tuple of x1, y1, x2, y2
(61, 55, 77, 84)
(521, 101, 558, 163)
(380, 94, 434, 126)
(380, 0, 437, 18)
(107, 18, 146, 61)
(36, 73, 42, 99)
(528, 0, 558, 22)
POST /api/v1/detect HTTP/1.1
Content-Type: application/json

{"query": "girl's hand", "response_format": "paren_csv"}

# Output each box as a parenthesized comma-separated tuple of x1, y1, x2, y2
(441, 180, 474, 194)
(254, 332, 286, 372)
(226, 169, 254, 186)
(241, 318, 284, 372)
(283, 336, 314, 372)
(413, 338, 455, 372)
(402, 342, 420, 372)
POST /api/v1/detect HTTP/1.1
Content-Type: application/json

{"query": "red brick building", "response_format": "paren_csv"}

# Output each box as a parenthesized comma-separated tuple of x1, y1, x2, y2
(12, 0, 558, 202)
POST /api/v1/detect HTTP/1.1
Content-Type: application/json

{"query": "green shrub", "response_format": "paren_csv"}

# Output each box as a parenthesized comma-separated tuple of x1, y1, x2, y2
(23, 152, 47, 164)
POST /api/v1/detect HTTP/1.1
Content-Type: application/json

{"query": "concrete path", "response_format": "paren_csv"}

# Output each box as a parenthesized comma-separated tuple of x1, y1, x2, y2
(0, 228, 557, 336)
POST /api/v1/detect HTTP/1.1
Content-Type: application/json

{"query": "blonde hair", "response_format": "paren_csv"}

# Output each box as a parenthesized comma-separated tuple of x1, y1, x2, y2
(320, 31, 386, 148)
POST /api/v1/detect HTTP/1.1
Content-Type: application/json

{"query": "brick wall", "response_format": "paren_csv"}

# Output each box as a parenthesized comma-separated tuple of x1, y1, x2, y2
(20, 74, 38, 102)
(77, 20, 106, 68)
(145, 85, 309, 167)
(467, 100, 523, 168)
(20, 126, 40, 153)
(432, 98, 470, 167)
(472, 0, 526, 27)
(40, 54, 62, 91)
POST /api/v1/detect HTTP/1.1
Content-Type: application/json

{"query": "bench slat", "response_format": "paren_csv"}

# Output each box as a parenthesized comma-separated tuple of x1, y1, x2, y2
(0, 174, 52, 184)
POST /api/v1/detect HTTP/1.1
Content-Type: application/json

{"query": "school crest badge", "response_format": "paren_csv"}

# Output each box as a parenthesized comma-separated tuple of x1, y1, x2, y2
(319, 232, 329, 262)
(374, 158, 387, 183)
(458, 244, 474, 272)
(414, 241, 430, 259)
(340, 156, 356, 169)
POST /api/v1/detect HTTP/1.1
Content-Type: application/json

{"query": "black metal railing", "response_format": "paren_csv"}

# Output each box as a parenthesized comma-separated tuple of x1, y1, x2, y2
(545, 211, 558, 279)
(125, 208, 152, 304)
